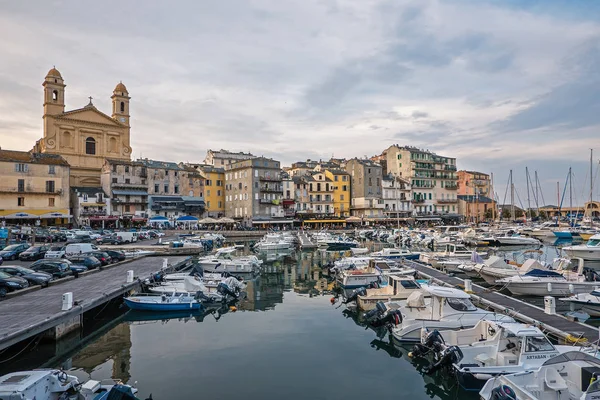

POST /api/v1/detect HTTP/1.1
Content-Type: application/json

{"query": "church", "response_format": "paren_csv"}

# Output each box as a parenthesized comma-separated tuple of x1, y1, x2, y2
(33, 67, 132, 187)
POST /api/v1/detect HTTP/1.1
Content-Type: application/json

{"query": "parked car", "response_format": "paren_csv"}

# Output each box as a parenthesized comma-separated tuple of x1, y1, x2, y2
(67, 255, 102, 270)
(96, 234, 122, 245)
(0, 243, 30, 261)
(137, 232, 149, 240)
(18, 245, 50, 261)
(45, 246, 66, 259)
(0, 271, 28, 297)
(105, 250, 126, 262)
(66, 234, 92, 244)
(65, 243, 100, 257)
(115, 231, 137, 243)
(30, 260, 74, 279)
(148, 230, 165, 237)
(0, 256, 3, 266)
(0, 266, 52, 287)
(88, 251, 112, 266)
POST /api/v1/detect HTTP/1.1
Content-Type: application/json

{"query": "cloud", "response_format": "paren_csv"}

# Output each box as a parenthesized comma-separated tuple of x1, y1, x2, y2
(0, 0, 599, 200)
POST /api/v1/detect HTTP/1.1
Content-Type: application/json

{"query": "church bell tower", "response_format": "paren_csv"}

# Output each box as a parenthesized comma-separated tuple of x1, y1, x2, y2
(43, 67, 65, 116)
(111, 82, 130, 126)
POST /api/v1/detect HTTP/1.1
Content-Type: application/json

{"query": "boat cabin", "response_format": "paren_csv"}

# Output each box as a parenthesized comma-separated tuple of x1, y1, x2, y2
(441, 243, 472, 256)
(406, 286, 478, 320)
(439, 225, 471, 234)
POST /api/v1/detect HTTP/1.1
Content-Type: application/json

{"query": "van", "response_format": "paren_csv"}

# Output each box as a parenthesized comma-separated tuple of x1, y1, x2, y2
(65, 243, 99, 257)
(115, 231, 138, 243)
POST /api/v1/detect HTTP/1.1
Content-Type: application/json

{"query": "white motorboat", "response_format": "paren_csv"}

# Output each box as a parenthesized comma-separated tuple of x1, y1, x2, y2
(563, 234, 600, 261)
(197, 247, 262, 275)
(528, 222, 562, 238)
(350, 247, 369, 255)
(148, 275, 245, 301)
(479, 351, 600, 400)
(253, 233, 294, 251)
(473, 257, 544, 285)
(497, 257, 600, 296)
(412, 320, 567, 391)
(420, 243, 486, 265)
(0, 369, 141, 400)
(385, 286, 514, 343)
(369, 247, 420, 260)
(355, 275, 422, 310)
(484, 234, 541, 246)
(337, 259, 415, 289)
(332, 257, 372, 271)
(560, 289, 600, 317)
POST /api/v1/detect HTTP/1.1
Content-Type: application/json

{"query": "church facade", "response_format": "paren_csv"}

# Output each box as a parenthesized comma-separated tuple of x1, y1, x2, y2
(33, 68, 132, 187)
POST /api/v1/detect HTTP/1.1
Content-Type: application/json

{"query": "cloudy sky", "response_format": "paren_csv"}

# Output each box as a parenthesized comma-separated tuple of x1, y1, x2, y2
(1, 0, 600, 206)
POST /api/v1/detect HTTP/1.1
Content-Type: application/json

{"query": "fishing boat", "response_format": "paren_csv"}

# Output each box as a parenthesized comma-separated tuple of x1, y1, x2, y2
(124, 292, 203, 311)
(0, 369, 143, 400)
(381, 286, 514, 343)
(563, 234, 600, 261)
(497, 257, 600, 296)
(560, 289, 600, 317)
(369, 247, 420, 260)
(355, 275, 422, 310)
(479, 351, 600, 400)
(412, 320, 567, 391)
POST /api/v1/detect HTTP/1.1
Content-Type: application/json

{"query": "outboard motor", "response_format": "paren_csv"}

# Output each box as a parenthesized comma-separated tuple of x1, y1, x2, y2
(423, 345, 463, 375)
(365, 303, 403, 328)
(195, 291, 217, 303)
(410, 330, 445, 359)
(217, 282, 239, 300)
(343, 287, 367, 304)
(490, 385, 517, 400)
(364, 301, 387, 321)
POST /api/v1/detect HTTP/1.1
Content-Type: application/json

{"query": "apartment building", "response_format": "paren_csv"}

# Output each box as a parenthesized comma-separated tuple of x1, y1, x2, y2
(306, 172, 334, 216)
(187, 163, 225, 217)
(323, 169, 351, 217)
(382, 175, 412, 218)
(0, 149, 70, 226)
(204, 149, 255, 167)
(457, 170, 491, 197)
(345, 158, 384, 219)
(224, 157, 285, 224)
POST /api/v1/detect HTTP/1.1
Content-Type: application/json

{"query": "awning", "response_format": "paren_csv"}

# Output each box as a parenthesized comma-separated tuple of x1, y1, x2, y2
(217, 217, 235, 223)
(176, 215, 199, 222)
(112, 190, 148, 196)
(89, 216, 119, 220)
(0, 212, 39, 219)
(151, 196, 183, 203)
(302, 219, 346, 224)
(149, 216, 169, 221)
(251, 219, 294, 224)
(40, 212, 72, 219)
(345, 216, 362, 223)
(199, 217, 218, 224)
(282, 199, 295, 205)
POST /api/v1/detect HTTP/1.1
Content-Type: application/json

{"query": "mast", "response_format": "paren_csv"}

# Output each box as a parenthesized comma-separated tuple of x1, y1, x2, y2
(526, 167, 531, 221)
(534, 170, 540, 218)
(510, 170, 515, 221)
(569, 167, 573, 226)
(557, 181, 560, 223)
(491, 172, 495, 222)
(590, 149, 594, 222)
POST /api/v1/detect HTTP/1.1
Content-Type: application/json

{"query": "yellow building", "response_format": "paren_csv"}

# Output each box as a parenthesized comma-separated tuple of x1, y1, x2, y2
(188, 164, 225, 217)
(0, 149, 71, 225)
(324, 169, 351, 217)
(33, 68, 132, 187)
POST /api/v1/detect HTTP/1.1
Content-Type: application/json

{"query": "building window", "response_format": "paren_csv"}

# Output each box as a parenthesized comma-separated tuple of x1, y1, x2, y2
(52, 90, 58, 101)
(15, 163, 27, 173)
(217, 190, 221, 196)
(112, 178, 117, 184)
(141, 179, 146, 184)
(216, 180, 222, 186)
(340, 194, 344, 201)
(154, 184, 159, 193)
(46, 180, 55, 193)
(48, 165, 55, 174)
(342, 185, 347, 191)
(164, 184, 169, 192)
(83, 194, 88, 201)
(125, 166, 129, 173)
(125, 205, 130, 212)
(113, 164, 117, 172)
(85, 137, 96, 155)
(125, 178, 130, 184)
(206, 179, 212, 186)
(17, 197, 25, 206)
(218, 201, 222, 208)
(207, 190, 211, 196)
(48, 198, 55, 207)
(174, 185, 179, 194)
(120, 101, 125, 113)
(238, 182, 242, 190)
(174, 171, 178, 177)
(207, 201, 211, 208)
(141, 205, 146, 211)
(17, 179, 24, 192)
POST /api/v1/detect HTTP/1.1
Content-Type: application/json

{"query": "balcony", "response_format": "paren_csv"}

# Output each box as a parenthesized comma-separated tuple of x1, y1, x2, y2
(112, 198, 147, 204)
(437, 198, 458, 203)
(0, 188, 64, 195)
(445, 184, 458, 190)
(471, 179, 488, 186)
(445, 165, 457, 171)
(151, 204, 181, 211)
(259, 199, 282, 204)
(112, 182, 147, 189)
(261, 187, 283, 193)
(259, 176, 282, 182)
(80, 209, 107, 216)
(413, 198, 426, 204)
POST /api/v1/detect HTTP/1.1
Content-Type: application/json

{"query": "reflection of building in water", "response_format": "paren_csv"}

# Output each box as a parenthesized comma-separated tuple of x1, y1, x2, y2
(71, 323, 131, 382)
(239, 274, 284, 311)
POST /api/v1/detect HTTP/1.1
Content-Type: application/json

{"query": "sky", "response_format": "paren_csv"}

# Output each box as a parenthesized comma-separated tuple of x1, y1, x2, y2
(1, 0, 600, 206)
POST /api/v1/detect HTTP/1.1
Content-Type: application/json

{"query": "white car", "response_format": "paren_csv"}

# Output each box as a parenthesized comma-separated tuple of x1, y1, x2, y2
(45, 246, 66, 259)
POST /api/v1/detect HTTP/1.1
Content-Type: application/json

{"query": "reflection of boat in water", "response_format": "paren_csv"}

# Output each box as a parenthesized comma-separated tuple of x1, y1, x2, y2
(124, 304, 233, 324)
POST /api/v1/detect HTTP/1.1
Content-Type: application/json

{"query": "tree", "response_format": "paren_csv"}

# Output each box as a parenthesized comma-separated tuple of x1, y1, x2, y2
(484, 208, 494, 220)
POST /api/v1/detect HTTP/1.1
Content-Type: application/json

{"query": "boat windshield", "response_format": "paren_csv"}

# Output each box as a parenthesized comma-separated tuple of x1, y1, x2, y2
(446, 298, 477, 312)
(524, 336, 555, 352)
(588, 239, 600, 247)
(399, 280, 420, 289)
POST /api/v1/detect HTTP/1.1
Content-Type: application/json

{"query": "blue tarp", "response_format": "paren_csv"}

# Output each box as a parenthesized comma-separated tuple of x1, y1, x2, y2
(149, 216, 168, 221)
(524, 269, 563, 278)
(177, 215, 199, 222)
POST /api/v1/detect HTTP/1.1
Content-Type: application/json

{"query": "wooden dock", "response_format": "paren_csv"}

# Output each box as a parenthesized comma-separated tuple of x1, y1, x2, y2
(297, 232, 317, 249)
(0, 255, 191, 351)
(404, 260, 600, 343)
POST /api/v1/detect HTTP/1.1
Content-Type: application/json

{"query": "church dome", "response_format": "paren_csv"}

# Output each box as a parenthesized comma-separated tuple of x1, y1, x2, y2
(46, 67, 62, 79)
(114, 81, 128, 94)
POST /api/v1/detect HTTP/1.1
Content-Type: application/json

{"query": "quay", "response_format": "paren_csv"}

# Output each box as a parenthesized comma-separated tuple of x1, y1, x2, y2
(405, 260, 600, 343)
(0, 255, 191, 351)
(297, 232, 318, 249)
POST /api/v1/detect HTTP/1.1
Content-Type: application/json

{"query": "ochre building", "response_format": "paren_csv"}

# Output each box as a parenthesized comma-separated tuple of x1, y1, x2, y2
(33, 68, 132, 187)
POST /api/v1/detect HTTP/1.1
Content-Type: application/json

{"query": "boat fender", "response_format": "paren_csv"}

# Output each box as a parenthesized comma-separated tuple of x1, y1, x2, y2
(490, 384, 517, 400)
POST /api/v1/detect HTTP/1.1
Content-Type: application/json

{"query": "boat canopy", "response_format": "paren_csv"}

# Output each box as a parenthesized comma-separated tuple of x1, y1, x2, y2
(523, 269, 563, 278)
(542, 351, 600, 367)
(493, 321, 545, 337)
(422, 285, 471, 299)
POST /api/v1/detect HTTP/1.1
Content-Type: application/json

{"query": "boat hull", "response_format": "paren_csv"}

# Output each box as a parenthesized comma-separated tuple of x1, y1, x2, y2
(502, 281, 600, 296)
(563, 247, 600, 261)
(124, 297, 202, 311)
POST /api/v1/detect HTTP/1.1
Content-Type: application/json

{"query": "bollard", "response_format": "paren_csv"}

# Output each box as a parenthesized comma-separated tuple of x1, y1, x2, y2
(547, 282, 553, 294)
(162, 258, 168, 270)
(569, 284, 575, 294)
(126, 270, 134, 283)
(544, 296, 556, 315)
(158, 238, 162, 244)
(62, 292, 73, 311)
(464, 279, 473, 293)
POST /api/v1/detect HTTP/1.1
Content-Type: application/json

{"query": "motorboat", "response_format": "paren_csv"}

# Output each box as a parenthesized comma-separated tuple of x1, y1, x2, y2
(317, 235, 359, 251)
(497, 257, 600, 296)
(148, 275, 245, 303)
(560, 289, 600, 317)
(337, 259, 415, 289)
(253, 233, 294, 251)
(472, 257, 544, 286)
(369, 247, 420, 260)
(197, 247, 262, 275)
(484, 234, 541, 246)
(124, 292, 203, 311)
(563, 234, 600, 261)
(350, 247, 370, 256)
(528, 222, 561, 238)
(420, 243, 486, 265)
(479, 351, 600, 400)
(332, 257, 372, 271)
(355, 275, 422, 310)
(411, 320, 567, 391)
(0, 369, 142, 400)
(383, 286, 514, 343)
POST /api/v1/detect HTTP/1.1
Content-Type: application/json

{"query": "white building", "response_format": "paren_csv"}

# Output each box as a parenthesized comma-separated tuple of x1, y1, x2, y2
(381, 175, 412, 218)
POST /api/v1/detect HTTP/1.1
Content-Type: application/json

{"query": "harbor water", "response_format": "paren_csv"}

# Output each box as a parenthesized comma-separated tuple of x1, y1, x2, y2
(0, 239, 591, 399)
